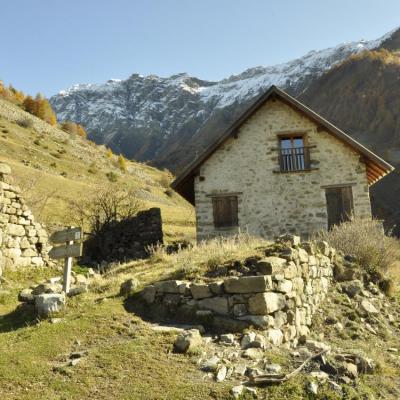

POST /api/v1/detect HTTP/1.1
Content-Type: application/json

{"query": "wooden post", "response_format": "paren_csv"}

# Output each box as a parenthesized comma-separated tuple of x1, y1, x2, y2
(62, 227, 74, 294)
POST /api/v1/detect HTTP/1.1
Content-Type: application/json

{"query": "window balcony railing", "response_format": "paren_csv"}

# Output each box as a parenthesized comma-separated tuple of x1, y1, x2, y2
(279, 146, 311, 172)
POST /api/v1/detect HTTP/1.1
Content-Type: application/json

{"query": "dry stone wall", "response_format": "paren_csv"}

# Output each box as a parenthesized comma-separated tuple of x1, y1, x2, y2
(83, 207, 163, 263)
(139, 235, 335, 348)
(0, 163, 50, 276)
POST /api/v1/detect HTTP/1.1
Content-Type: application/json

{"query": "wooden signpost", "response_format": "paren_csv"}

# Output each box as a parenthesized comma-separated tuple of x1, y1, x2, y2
(49, 226, 83, 294)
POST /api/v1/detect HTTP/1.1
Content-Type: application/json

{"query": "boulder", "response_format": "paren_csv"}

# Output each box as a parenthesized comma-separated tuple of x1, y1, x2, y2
(220, 333, 236, 345)
(240, 331, 256, 349)
(276, 279, 293, 293)
(68, 285, 88, 297)
(200, 355, 220, 372)
(198, 297, 229, 315)
(231, 385, 257, 399)
(283, 262, 298, 279)
(243, 347, 264, 360)
(238, 315, 273, 328)
(277, 234, 301, 246)
(266, 329, 283, 346)
(215, 365, 227, 382)
(119, 278, 140, 296)
(156, 280, 185, 294)
(209, 281, 224, 295)
(343, 362, 358, 379)
(141, 285, 156, 304)
(224, 275, 272, 293)
(18, 288, 35, 303)
(7, 224, 25, 237)
(174, 329, 203, 353)
(248, 292, 286, 314)
(190, 283, 212, 299)
(341, 280, 363, 298)
(0, 163, 11, 175)
(359, 299, 379, 315)
(35, 293, 65, 317)
(256, 257, 287, 275)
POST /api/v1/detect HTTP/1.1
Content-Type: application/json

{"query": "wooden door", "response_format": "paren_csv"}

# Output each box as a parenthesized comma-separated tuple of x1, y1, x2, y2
(325, 186, 354, 229)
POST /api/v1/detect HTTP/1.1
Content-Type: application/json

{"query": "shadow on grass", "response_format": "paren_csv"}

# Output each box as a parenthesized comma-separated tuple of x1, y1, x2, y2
(0, 303, 37, 333)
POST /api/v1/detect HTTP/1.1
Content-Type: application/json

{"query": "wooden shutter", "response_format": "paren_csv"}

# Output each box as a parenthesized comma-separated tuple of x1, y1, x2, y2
(212, 196, 238, 228)
(325, 186, 354, 229)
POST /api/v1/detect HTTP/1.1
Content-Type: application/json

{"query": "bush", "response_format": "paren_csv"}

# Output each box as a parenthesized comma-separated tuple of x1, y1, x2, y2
(118, 154, 127, 172)
(69, 185, 142, 235)
(317, 218, 400, 272)
(17, 117, 33, 129)
(106, 171, 118, 182)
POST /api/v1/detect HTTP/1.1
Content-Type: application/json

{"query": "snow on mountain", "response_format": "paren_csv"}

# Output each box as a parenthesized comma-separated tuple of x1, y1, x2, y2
(50, 27, 398, 164)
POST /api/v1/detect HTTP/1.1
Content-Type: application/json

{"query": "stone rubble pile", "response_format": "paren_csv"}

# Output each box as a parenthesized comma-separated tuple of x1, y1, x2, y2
(140, 235, 335, 347)
(0, 163, 51, 276)
(18, 268, 101, 317)
(172, 325, 375, 398)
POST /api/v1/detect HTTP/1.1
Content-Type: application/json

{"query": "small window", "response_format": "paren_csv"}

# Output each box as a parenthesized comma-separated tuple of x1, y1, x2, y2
(279, 135, 310, 172)
(212, 196, 238, 228)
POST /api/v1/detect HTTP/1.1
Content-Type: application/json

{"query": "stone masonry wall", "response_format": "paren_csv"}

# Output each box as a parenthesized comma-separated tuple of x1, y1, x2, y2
(194, 98, 371, 240)
(139, 235, 335, 348)
(0, 163, 50, 277)
(83, 207, 163, 263)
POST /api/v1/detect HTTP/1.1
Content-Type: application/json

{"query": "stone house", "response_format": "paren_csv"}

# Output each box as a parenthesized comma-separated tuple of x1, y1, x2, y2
(171, 86, 394, 240)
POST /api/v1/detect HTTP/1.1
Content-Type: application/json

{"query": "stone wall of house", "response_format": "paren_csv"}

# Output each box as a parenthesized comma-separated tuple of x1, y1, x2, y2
(194, 98, 371, 240)
(0, 163, 50, 277)
(139, 236, 335, 347)
(83, 207, 163, 263)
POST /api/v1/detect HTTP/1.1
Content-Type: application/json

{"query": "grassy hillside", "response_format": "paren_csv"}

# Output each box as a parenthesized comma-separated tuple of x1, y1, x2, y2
(1, 234, 400, 399)
(0, 97, 195, 242)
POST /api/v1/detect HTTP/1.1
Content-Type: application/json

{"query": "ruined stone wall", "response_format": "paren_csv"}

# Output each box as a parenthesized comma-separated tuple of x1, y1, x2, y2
(194, 99, 371, 240)
(83, 207, 163, 263)
(0, 163, 50, 276)
(139, 236, 335, 348)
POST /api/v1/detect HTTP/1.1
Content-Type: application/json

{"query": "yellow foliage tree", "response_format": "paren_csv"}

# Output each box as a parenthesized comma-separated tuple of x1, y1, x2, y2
(106, 148, 113, 158)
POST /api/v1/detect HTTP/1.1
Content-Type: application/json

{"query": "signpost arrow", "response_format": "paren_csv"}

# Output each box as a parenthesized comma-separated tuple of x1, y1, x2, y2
(49, 226, 83, 294)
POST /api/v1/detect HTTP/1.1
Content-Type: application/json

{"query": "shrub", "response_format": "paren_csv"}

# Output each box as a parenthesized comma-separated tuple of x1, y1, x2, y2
(106, 171, 118, 182)
(317, 218, 400, 272)
(118, 154, 128, 172)
(69, 185, 142, 235)
(106, 148, 113, 158)
(17, 117, 33, 129)
(159, 175, 171, 188)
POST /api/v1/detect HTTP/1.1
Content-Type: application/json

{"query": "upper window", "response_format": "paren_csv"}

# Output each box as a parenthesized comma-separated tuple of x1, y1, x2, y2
(279, 135, 310, 172)
(212, 195, 238, 228)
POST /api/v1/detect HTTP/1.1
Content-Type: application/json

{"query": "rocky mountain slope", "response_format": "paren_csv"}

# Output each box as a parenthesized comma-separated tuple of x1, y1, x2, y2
(50, 28, 397, 167)
(50, 27, 400, 230)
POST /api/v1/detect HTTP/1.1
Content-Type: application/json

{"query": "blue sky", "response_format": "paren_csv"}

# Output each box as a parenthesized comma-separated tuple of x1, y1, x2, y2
(1, 0, 400, 96)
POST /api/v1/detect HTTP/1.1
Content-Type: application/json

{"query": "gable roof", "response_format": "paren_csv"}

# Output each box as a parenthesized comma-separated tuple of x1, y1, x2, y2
(171, 85, 394, 204)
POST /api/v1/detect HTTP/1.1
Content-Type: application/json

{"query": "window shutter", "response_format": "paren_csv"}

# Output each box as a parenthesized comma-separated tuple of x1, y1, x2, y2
(212, 196, 238, 228)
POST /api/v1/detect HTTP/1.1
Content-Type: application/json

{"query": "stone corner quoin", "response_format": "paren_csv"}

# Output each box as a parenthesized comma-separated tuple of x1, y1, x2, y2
(0, 162, 51, 277)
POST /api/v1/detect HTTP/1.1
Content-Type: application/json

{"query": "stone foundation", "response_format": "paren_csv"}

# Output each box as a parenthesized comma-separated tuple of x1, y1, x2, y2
(139, 235, 336, 347)
(0, 163, 50, 276)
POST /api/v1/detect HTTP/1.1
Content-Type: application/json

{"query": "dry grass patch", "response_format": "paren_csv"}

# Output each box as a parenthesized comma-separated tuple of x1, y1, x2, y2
(148, 233, 269, 279)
